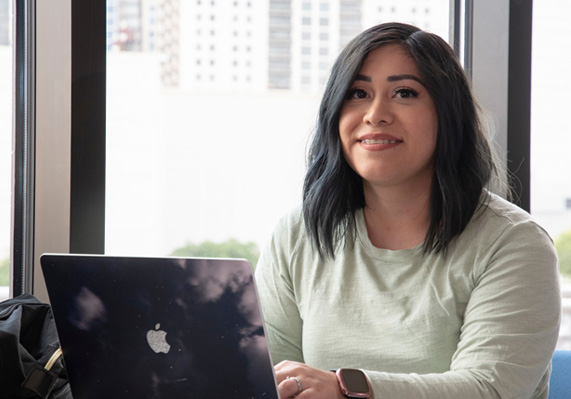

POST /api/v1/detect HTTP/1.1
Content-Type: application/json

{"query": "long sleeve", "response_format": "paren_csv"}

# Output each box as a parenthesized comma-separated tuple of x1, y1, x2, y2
(255, 195, 561, 399)
(256, 216, 305, 364)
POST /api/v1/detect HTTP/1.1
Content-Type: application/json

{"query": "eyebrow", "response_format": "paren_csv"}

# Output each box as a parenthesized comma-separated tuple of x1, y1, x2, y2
(387, 74, 424, 85)
(354, 74, 372, 82)
(354, 73, 424, 86)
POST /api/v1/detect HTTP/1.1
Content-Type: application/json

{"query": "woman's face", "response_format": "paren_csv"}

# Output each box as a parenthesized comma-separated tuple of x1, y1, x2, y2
(339, 44, 438, 192)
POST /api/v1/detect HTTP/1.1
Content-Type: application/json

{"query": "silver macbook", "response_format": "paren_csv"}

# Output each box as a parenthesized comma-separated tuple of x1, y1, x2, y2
(40, 253, 279, 399)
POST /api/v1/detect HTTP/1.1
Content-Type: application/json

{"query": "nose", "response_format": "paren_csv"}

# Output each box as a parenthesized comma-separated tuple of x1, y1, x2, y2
(363, 97, 393, 126)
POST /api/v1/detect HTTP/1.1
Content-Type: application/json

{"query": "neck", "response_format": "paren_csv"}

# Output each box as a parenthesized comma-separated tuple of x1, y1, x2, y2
(362, 180, 432, 250)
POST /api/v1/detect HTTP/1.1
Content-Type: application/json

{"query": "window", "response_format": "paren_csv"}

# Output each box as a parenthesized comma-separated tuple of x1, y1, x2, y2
(104, 1, 452, 264)
(531, 0, 571, 349)
(0, 0, 11, 300)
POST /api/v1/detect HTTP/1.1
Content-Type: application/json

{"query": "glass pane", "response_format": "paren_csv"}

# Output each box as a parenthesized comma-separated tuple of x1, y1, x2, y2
(0, 0, 11, 301)
(531, 0, 571, 349)
(105, 1, 449, 266)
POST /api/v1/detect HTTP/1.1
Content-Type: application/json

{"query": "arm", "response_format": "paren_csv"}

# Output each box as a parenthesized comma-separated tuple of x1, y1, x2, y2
(255, 222, 305, 364)
(364, 220, 561, 398)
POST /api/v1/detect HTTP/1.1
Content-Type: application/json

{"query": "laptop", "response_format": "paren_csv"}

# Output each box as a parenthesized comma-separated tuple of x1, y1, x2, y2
(40, 254, 279, 399)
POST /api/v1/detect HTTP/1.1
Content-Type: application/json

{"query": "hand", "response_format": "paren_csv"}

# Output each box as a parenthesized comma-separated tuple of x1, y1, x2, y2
(274, 360, 345, 399)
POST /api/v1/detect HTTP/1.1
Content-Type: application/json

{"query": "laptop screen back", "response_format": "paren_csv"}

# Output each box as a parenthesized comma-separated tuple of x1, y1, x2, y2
(41, 254, 278, 399)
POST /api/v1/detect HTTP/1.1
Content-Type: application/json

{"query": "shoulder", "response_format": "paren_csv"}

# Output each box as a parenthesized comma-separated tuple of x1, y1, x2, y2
(269, 205, 306, 250)
(258, 205, 310, 266)
(482, 191, 541, 225)
(471, 191, 552, 243)
(273, 204, 305, 235)
(454, 191, 557, 274)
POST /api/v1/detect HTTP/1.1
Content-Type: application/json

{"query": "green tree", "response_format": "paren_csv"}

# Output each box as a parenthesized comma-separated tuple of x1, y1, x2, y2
(555, 228, 571, 279)
(170, 239, 260, 268)
(0, 257, 9, 286)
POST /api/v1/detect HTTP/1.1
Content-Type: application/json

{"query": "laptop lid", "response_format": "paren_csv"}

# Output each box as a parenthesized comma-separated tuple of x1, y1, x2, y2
(40, 254, 279, 399)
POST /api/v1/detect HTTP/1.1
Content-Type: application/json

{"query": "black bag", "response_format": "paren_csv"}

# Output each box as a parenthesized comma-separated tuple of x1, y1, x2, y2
(0, 293, 73, 398)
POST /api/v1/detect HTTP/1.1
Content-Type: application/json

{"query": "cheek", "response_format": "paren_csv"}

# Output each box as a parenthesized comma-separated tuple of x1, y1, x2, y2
(420, 107, 438, 148)
(338, 114, 351, 148)
(338, 117, 355, 167)
(423, 124, 438, 159)
(338, 108, 359, 144)
(338, 111, 349, 137)
(430, 117, 438, 150)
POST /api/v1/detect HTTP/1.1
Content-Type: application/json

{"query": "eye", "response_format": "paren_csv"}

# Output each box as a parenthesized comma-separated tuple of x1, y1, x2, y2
(394, 88, 419, 99)
(346, 88, 368, 100)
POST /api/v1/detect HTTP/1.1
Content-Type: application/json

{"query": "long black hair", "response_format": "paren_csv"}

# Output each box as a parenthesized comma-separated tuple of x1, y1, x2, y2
(302, 22, 495, 258)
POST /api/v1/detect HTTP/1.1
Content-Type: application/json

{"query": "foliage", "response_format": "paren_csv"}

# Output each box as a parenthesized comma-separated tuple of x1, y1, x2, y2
(0, 257, 9, 286)
(170, 239, 261, 268)
(555, 228, 571, 279)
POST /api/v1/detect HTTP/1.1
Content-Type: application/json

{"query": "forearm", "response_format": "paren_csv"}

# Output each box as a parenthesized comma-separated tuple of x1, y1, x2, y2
(363, 362, 552, 399)
(365, 370, 498, 399)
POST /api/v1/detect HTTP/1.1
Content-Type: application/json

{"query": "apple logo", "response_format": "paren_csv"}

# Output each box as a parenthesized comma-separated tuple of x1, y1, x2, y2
(146, 323, 171, 354)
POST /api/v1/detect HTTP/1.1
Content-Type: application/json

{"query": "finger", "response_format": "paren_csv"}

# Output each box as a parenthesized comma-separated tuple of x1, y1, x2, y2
(274, 360, 302, 383)
(278, 376, 304, 399)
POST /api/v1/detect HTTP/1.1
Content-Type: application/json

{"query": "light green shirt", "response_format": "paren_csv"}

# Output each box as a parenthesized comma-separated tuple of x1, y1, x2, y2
(255, 192, 561, 398)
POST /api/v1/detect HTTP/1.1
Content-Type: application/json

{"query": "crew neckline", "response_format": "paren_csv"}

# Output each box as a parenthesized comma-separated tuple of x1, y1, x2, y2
(354, 208, 424, 262)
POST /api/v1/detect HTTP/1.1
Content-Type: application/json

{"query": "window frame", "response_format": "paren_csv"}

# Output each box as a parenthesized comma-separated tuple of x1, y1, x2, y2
(12, 0, 36, 296)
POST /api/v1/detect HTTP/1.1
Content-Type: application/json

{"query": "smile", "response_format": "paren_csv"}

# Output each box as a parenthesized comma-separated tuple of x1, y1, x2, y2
(360, 139, 401, 144)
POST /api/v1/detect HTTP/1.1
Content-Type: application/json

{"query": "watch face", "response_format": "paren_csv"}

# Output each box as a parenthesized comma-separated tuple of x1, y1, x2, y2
(340, 369, 369, 394)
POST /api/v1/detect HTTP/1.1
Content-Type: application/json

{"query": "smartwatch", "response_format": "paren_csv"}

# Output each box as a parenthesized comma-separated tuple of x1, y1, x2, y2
(335, 368, 373, 398)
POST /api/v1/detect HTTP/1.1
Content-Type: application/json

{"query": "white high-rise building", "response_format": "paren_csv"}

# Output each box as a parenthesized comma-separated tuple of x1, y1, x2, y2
(286, 0, 359, 93)
(177, 1, 269, 92)
(272, 0, 449, 93)
(361, 0, 449, 39)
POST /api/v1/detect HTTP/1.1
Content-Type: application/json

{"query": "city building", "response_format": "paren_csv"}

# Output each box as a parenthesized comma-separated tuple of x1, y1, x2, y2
(106, 0, 448, 93)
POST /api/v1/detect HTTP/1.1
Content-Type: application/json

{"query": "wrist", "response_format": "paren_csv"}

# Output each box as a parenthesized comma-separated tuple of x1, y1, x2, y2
(332, 368, 373, 399)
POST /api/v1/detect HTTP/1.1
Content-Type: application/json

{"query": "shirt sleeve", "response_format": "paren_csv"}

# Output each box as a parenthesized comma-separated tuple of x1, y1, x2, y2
(364, 220, 561, 399)
(255, 215, 305, 364)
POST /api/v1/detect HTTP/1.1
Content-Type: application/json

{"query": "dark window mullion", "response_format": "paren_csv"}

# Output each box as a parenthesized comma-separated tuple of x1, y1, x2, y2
(507, 0, 532, 212)
(70, 0, 106, 254)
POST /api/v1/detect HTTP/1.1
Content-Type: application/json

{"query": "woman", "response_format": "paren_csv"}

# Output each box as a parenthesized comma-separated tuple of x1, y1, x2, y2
(255, 23, 561, 399)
